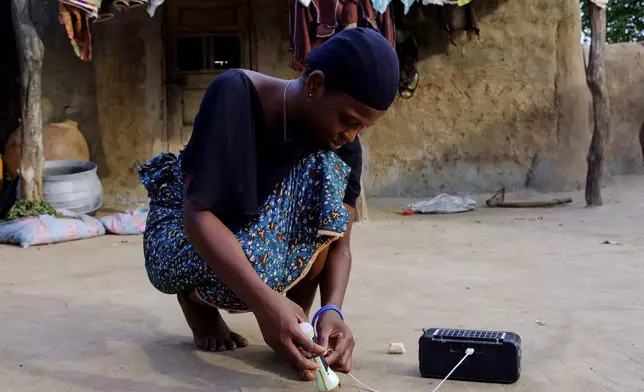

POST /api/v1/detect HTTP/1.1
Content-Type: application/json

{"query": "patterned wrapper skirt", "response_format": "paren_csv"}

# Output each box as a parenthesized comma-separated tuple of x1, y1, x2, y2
(137, 151, 351, 312)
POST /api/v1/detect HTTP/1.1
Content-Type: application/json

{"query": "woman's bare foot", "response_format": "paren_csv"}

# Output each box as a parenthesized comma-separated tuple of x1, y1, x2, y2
(177, 291, 249, 351)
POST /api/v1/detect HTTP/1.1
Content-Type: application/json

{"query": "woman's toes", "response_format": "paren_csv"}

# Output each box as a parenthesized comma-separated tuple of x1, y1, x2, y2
(224, 338, 238, 350)
(230, 332, 249, 348)
(215, 339, 227, 351)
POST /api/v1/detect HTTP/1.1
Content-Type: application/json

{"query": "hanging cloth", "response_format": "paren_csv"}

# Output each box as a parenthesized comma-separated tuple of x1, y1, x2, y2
(59, 0, 101, 19)
(59, 3, 93, 61)
(113, 0, 146, 11)
(372, 0, 392, 14)
(289, 0, 395, 73)
(439, 2, 480, 40)
(96, 0, 115, 23)
(147, 0, 164, 17)
(400, 0, 416, 14)
(376, 0, 473, 15)
(396, 29, 419, 99)
(380, 0, 472, 15)
(129, 0, 148, 9)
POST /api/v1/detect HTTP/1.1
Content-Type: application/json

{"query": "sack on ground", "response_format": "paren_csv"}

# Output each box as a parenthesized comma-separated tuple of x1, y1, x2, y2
(0, 214, 106, 248)
(408, 194, 476, 214)
(99, 207, 148, 235)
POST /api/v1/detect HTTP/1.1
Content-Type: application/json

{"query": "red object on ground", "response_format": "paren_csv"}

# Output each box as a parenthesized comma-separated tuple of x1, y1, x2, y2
(402, 210, 414, 216)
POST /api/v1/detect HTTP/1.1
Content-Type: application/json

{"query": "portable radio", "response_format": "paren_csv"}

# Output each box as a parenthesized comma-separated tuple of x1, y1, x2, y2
(419, 328, 522, 384)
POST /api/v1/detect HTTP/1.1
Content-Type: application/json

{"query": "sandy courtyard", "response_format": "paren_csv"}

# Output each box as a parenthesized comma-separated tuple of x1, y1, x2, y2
(1, 176, 644, 392)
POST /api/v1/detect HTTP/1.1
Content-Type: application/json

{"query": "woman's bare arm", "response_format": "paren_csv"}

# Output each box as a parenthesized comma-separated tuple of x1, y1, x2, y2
(182, 198, 273, 310)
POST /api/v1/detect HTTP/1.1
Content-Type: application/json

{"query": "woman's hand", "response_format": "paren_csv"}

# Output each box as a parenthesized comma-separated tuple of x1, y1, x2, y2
(315, 311, 355, 373)
(253, 291, 327, 371)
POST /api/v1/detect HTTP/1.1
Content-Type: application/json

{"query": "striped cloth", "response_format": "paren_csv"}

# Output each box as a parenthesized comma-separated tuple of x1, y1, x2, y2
(60, 0, 102, 18)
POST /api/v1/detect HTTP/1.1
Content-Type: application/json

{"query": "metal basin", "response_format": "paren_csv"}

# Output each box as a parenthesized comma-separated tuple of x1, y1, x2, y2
(17, 160, 103, 215)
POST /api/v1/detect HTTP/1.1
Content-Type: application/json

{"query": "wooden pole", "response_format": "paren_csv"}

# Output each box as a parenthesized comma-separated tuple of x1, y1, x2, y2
(584, 2, 609, 207)
(11, 0, 44, 200)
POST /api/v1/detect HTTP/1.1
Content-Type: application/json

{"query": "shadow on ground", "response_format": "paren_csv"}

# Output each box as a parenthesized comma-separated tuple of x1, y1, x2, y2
(1, 293, 297, 391)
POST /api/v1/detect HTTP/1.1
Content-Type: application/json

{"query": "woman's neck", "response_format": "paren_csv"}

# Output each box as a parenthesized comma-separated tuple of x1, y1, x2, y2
(282, 79, 306, 138)
(265, 80, 305, 141)
(243, 71, 304, 140)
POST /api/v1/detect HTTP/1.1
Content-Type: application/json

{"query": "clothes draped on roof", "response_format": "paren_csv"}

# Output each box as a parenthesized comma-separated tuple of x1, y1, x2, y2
(396, 29, 419, 99)
(98, 0, 163, 20)
(147, 0, 165, 17)
(288, 0, 396, 73)
(373, 0, 472, 14)
(59, 2, 93, 61)
(60, 0, 102, 19)
(289, 0, 479, 99)
(393, 0, 479, 98)
(58, 0, 163, 61)
(438, 1, 480, 39)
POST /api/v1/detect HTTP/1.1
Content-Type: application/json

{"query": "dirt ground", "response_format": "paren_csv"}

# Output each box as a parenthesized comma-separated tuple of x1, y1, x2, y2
(1, 176, 644, 392)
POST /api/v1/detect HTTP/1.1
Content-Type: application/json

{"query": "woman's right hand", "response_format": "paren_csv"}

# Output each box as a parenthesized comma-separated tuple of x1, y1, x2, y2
(253, 291, 326, 371)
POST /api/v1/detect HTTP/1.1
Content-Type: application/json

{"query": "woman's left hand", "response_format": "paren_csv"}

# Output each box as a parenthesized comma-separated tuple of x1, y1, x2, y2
(315, 310, 355, 373)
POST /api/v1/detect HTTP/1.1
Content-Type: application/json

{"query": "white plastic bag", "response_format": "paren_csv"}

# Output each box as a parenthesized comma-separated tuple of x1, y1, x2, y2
(408, 194, 476, 214)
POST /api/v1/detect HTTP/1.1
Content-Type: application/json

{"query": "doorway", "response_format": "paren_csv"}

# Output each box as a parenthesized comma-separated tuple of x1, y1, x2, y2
(164, 0, 254, 153)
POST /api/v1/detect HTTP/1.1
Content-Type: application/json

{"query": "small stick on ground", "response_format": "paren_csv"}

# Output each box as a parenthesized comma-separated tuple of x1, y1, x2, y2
(485, 188, 572, 208)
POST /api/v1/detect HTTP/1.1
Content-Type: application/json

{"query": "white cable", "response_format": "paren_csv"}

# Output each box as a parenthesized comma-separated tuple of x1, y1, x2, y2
(347, 372, 381, 392)
(345, 347, 474, 392)
(430, 348, 475, 392)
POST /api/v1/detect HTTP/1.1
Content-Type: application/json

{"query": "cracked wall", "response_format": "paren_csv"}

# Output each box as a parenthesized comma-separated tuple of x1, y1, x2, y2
(362, 0, 593, 197)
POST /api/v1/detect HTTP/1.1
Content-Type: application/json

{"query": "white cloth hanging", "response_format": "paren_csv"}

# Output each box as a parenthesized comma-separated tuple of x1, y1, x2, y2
(147, 0, 164, 17)
(298, 0, 312, 6)
(372, 0, 392, 14)
(400, 0, 415, 14)
(59, 0, 100, 19)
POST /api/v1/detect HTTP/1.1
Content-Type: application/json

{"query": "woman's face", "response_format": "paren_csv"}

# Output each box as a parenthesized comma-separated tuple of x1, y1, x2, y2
(302, 72, 385, 150)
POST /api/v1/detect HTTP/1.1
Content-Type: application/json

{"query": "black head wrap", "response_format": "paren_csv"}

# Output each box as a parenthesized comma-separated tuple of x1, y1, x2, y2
(306, 27, 400, 111)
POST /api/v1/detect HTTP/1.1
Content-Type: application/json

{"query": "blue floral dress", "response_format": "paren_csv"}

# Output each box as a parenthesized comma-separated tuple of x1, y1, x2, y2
(137, 150, 351, 311)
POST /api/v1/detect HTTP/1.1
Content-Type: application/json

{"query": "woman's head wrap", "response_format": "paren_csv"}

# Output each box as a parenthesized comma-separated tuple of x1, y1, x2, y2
(306, 27, 400, 111)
